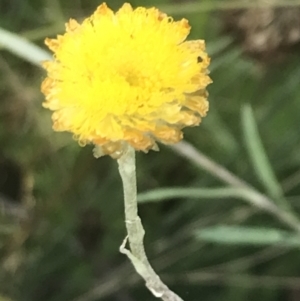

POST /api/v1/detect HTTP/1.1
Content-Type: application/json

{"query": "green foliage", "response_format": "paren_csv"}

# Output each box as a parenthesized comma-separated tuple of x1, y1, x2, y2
(241, 104, 286, 206)
(1, 1, 300, 301)
(196, 226, 300, 247)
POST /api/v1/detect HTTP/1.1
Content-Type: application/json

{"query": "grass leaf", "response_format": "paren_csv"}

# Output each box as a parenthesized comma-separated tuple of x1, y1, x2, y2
(241, 104, 290, 211)
(0, 27, 51, 66)
(196, 225, 300, 247)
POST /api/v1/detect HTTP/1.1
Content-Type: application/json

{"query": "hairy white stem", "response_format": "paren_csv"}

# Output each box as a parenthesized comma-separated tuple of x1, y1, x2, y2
(118, 145, 184, 301)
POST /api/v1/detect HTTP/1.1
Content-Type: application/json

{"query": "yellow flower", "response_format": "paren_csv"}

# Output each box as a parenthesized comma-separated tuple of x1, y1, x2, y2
(41, 2, 211, 158)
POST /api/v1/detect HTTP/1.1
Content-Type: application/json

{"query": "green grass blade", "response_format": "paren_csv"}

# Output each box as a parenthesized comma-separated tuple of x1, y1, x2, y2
(0, 27, 51, 66)
(195, 226, 300, 247)
(138, 187, 250, 203)
(241, 104, 290, 210)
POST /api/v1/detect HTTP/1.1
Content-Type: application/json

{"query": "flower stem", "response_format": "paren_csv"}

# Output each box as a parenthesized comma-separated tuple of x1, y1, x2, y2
(117, 145, 184, 301)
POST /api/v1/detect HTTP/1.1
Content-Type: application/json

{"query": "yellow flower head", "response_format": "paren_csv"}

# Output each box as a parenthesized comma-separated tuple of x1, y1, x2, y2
(41, 2, 211, 158)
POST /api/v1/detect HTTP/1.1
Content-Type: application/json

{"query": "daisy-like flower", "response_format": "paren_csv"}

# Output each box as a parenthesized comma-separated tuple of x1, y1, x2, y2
(41, 2, 211, 158)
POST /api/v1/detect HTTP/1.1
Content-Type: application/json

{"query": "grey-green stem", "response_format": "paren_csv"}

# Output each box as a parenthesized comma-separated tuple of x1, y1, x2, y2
(117, 145, 184, 301)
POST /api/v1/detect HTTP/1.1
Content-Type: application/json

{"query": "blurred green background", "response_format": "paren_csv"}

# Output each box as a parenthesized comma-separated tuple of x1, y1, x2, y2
(0, 0, 300, 300)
